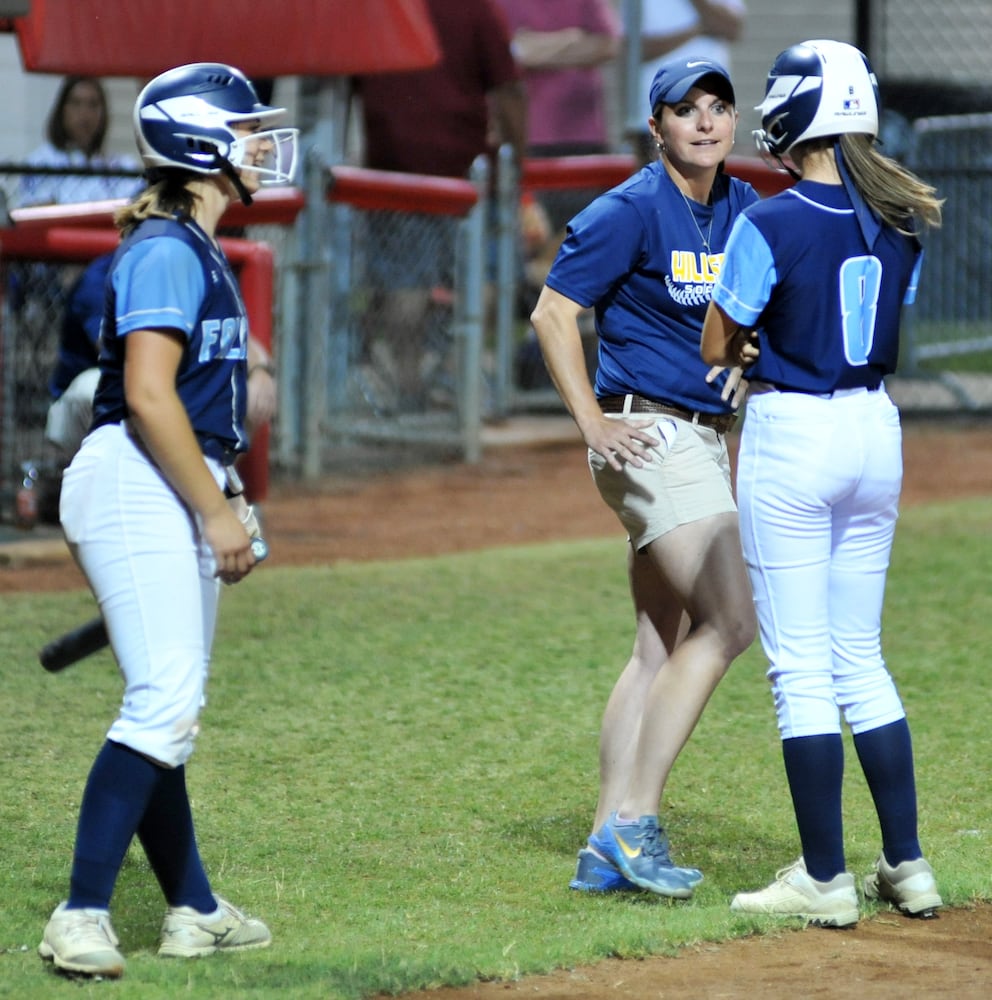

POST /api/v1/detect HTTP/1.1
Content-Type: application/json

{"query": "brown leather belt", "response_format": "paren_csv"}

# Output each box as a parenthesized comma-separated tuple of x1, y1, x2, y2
(598, 394, 737, 435)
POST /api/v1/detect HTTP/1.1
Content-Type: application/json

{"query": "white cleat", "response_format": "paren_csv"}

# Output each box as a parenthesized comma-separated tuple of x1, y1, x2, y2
(38, 901, 126, 978)
(159, 894, 271, 958)
(864, 855, 942, 917)
(731, 858, 859, 928)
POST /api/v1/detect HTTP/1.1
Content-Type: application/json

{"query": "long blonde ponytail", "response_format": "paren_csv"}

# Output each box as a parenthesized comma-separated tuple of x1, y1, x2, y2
(839, 133, 943, 234)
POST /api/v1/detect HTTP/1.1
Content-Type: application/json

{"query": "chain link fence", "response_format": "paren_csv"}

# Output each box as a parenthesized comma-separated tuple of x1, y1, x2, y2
(0, 257, 70, 524)
(0, 177, 299, 528)
(278, 156, 489, 478)
(861, 1, 992, 408)
(868, 0, 992, 91)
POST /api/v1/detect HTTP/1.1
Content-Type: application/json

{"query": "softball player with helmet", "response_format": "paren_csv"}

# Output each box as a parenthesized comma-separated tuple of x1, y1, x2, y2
(39, 64, 297, 978)
(532, 55, 758, 899)
(702, 39, 943, 926)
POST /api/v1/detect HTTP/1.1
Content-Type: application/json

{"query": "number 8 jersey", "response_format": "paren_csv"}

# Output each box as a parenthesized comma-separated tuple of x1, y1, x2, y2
(711, 180, 923, 394)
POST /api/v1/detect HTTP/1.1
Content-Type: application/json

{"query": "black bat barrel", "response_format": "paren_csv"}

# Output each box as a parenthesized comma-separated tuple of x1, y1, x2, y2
(39, 617, 109, 673)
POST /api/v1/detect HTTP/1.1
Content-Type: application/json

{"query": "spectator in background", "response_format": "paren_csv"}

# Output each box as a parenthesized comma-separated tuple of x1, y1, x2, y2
(632, 1, 746, 164)
(45, 253, 112, 465)
(497, 0, 622, 239)
(353, 0, 526, 411)
(19, 76, 143, 207)
(497, 0, 621, 160)
(15, 77, 142, 421)
(356, 0, 526, 179)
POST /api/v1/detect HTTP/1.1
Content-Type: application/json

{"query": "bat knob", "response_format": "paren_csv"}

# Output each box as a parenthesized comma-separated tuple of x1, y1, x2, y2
(250, 537, 269, 562)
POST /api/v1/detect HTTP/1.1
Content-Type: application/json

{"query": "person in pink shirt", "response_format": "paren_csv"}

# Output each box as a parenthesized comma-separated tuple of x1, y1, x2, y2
(497, 0, 622, 331)
(496, 0, 621, 160)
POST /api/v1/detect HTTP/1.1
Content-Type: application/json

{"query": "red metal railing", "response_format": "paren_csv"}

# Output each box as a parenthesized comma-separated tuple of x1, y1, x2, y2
(327, 164, 479, 216)
(521, 153, 793, 199)
(0, 188, 305, 501)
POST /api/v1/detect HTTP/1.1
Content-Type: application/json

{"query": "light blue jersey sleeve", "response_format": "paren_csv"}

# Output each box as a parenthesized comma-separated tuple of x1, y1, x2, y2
(113, 238, 206, 338)
(711, 214, 777, 326)
(904, 249, 923, 306)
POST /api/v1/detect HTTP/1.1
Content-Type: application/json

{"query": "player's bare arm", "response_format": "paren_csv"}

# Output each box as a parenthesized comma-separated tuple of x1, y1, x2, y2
(701, 300, 759, 368)
(246, 334, 277, 432)
(531, 285, 657, 470)
(692, 0, 745, 42)
(512, 27, 619, 70)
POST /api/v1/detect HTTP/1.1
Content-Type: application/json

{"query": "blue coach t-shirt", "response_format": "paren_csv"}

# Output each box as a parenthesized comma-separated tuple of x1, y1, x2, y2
(544, 160, 759, 412)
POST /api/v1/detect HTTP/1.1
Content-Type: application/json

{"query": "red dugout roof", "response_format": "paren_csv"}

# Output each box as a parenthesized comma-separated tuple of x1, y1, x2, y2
(7, 0, 441, 76)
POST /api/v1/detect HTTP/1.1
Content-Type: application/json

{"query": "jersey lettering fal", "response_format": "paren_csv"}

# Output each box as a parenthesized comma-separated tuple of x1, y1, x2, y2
(544, 161, 759, 411)
(92, 216, 250, 460)
(712, 180, 923, 393)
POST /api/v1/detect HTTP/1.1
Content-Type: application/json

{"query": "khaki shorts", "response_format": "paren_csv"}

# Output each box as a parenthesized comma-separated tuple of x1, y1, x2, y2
(589, 415, 736, 551)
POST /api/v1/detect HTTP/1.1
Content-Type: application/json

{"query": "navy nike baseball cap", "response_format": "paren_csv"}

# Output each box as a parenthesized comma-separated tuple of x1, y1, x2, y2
(649, 56, 735, 114)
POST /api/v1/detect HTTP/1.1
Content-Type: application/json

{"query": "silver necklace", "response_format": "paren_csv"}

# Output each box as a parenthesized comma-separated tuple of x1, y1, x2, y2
(679, 188, 714, 253)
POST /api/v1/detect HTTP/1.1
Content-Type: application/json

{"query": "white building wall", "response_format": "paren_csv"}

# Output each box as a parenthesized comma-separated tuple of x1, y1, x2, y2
(729, 4, 855, 142)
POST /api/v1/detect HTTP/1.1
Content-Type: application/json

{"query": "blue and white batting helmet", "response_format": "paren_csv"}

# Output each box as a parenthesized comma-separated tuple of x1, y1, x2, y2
(134, 62, 297, 185)
(755, 39, 879, 157)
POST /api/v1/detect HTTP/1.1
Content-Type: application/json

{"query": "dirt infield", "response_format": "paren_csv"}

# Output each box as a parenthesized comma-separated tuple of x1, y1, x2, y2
(3, 420, 990, 591)
(401, 904, 992, 999)
(2, 419, 991, 997)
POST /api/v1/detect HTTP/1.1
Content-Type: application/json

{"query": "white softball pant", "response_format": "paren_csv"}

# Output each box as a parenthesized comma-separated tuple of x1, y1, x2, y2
(736, 386, 907, 739)
(60, 423, 224, 767)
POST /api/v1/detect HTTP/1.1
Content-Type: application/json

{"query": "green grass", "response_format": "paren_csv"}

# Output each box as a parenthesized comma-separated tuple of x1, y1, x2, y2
(1, 498, 990, 997)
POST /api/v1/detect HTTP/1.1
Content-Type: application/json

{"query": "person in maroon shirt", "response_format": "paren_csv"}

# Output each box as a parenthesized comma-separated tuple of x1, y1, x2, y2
(356, 0, 526, 178)
(353, 0, 527, 412)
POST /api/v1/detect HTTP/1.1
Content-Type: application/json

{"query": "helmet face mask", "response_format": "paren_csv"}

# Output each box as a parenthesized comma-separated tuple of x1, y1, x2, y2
(753, 39, 879, 159)
(135, 63, 298, 186)
(228, 127, 298, 187)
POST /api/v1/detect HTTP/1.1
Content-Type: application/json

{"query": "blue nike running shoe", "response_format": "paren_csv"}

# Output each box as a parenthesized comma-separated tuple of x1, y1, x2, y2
(589, 813, 701, 898)
(569, 847, 639, 893)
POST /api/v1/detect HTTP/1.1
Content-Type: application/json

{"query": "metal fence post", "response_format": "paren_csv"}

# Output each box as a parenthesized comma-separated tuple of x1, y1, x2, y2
(493, 144, 519, 418)
(299, 148, 333, 479)
(272, 208, 304, 474)
(457, 156, 489, 464)
(621, 0, 644, 145)
(0, 289, 16, 513)
(325, 199, 354, 418)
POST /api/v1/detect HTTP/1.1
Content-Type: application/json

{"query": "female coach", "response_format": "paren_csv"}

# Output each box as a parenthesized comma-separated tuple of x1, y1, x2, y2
(531, 54, 758, 898)
(702, 39, 943, 926)
(39, 64, 297, 978)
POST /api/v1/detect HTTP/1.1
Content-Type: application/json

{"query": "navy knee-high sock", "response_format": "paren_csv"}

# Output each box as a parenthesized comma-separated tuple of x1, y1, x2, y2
(852, 718, 922, 866)
(136, 764, 215, 912)
(781, 734, 846, 883)
(68, 740, 163, 910)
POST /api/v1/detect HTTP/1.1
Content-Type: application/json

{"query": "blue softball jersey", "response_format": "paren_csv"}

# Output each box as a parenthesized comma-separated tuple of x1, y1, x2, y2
(544, 160, 759, 412)
(92, 216, 250, 462)
(711, 180, 923, 393)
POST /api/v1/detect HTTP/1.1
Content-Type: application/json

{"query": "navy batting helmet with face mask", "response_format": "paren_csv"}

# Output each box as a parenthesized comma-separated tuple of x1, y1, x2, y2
(754, 39, 879, 158)
(134, 62, 298, 202)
